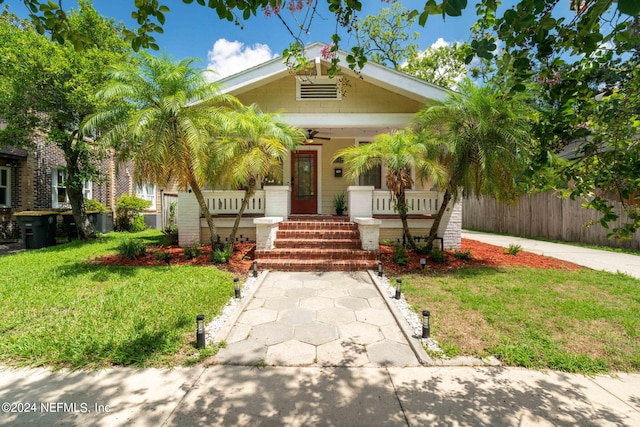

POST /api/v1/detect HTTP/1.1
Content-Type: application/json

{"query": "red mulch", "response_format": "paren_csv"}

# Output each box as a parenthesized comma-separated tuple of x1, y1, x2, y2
(380, 238, 584, 275)
(91, 238, 583, 276)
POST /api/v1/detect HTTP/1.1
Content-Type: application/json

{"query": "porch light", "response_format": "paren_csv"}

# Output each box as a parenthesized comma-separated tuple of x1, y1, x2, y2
(196, 314, 206, 349)
(420, 258, 426, 269)
(252, 261, 258, 278)
(234, 277, 241, 299)
(395, 279, 402, 300)
(378, 262, 383, 277)
(422, 310, 431, 339)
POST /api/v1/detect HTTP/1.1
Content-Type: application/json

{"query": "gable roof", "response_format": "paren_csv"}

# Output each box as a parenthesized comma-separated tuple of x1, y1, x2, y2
(217, 42, 452, 104)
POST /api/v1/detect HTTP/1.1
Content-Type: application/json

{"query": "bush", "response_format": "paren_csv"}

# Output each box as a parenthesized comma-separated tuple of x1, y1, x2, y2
(453, 249, 473, 260)
(117, 238, 147, 260)
(155, 251, 171, 264)
(506, 244, 523, 256)
(392, 244, 408, 265)
(115, 195, 152, 232)
(210, 246, 232, 264)
(183, 245, 202, 260)
(162, 224, 179, 245)
(85, 199, 109, 213)
(430, 248, 445, 263)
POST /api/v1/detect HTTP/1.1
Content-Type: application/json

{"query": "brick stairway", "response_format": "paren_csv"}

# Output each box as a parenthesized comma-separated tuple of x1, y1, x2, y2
(255, 216, 379, 271)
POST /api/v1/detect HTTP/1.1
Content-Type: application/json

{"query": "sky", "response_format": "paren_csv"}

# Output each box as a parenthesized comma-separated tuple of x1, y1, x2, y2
(4, 0, 513, 79)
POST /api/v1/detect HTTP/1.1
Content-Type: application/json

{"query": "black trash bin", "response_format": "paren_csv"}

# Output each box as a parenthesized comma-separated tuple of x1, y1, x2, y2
(61, 212, 78, 241)
(14, 211, 58, 249)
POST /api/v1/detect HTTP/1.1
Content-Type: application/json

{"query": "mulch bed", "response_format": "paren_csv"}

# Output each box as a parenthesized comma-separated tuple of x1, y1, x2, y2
(91, 238, 583, 276)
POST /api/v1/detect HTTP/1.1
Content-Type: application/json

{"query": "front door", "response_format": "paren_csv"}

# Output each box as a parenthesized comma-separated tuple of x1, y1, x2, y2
(291, 150, 317, 214)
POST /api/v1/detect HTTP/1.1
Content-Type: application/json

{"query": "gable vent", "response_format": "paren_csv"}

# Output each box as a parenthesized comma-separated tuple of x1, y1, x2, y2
(297, 77, 342, 101)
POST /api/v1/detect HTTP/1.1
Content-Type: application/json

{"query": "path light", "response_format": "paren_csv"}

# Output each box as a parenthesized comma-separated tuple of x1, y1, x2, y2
(196, 314, 205, 349)
(378, 262, 383, 277)
(422, 310, 431, 339)
(234, 277, 241, 299)
(420, 258, 426, 269)
(395, 279, 402, 300)
(252, 261, 258, 278)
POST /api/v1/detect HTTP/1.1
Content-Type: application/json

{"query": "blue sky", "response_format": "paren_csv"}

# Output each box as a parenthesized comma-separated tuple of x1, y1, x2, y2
(4, 1, 517, 79)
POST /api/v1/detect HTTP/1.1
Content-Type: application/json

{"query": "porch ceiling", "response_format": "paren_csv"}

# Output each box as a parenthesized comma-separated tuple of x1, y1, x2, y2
(282, 112, 413, 139)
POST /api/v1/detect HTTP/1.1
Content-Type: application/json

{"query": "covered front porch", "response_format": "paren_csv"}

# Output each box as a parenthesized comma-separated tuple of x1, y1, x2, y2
(177, 186, 461, 252)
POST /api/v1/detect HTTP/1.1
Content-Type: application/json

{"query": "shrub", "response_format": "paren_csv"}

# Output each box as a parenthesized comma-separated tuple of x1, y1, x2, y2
(506, 244, 522, 256)
(183, 245, 202, 260)
(430, 248, 446, 263)
(162, 224, 179, 245)
(453, 249, 473, 260)
(115, 195, 152, 232)
(210, 246, 232, 264)
(85, 199, 109, 213)
(155, 251, 171, 264)
(392, 244, 408, 265)
(118, 238, 147, 260)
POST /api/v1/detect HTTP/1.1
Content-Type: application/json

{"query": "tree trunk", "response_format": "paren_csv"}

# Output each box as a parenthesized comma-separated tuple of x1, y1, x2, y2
(425, 188, 452, 252)
(227, 182, 255, 251)
(397, 191, 417, 250)
(62, 140, 95, 240)
(188, 178, 219, 249)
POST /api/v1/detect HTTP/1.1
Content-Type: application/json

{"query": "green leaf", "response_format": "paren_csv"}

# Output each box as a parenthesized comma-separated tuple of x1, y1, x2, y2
(618, 0, 640, 15)
(443, 0, 467, 17)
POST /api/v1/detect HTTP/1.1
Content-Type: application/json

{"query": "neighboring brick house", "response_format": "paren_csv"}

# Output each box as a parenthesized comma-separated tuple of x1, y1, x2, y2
(0, 132, 166, 239)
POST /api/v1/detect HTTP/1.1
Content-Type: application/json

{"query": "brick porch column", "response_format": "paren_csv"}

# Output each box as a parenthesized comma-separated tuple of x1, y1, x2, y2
(177, 190, 200, 247)
(264, 186, 290, 220)
(254, 217, 283, 251)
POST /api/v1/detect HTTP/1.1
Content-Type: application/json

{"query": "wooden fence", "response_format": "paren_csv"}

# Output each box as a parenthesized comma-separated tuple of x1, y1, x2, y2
(463, 192, 640, 250)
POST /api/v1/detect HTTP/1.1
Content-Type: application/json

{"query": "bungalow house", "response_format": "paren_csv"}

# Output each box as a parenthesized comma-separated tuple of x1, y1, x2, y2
(176, 42, 462, 269)
(0, 125, 168, 240)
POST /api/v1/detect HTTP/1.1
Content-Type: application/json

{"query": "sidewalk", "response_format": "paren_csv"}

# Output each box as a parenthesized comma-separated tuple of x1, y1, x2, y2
(463, 230, 640, 279)
(1, 365, 639, 426)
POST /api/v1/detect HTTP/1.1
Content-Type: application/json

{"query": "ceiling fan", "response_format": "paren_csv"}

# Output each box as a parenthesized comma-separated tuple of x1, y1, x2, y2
(306, 129, 331, 141)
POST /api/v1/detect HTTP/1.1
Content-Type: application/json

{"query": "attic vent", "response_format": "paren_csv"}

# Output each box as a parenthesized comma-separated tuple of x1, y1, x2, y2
(297, 77, 342, 101)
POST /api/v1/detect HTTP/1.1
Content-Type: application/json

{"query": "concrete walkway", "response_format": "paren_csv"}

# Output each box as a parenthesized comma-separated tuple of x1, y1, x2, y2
(463, 230, 640, 279)
(213, 271, 422, 368)
(1, 365, 639, 426)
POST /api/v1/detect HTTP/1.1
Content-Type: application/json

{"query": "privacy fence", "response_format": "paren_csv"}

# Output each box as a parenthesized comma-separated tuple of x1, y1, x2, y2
(462, 192, 640, 250)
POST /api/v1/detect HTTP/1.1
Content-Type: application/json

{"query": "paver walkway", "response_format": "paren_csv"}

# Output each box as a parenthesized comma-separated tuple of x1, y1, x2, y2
(214, 271, 420, 367)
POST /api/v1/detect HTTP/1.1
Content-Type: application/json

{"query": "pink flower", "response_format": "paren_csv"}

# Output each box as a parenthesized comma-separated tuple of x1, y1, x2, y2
(320, 43, 336, 60)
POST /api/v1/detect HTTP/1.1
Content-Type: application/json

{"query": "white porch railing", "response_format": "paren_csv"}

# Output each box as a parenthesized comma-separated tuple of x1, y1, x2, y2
(203, 190, 265, 215)
(372, 190, 440, 215)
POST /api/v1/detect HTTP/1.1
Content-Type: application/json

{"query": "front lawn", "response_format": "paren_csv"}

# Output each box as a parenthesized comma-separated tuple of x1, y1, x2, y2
(0, 231, 234, 369)
(398, 267, 640, 373)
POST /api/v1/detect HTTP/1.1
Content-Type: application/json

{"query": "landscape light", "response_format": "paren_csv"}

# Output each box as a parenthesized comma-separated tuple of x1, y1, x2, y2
(378, 262, 383, 277)
(422, 310, 431, 339)
(234, 277, 241, 299)
(420, 258, 426, 268)
(252, 261, 258, 278)
(196, 314, 205, 349)
(395, 279, 402, 300)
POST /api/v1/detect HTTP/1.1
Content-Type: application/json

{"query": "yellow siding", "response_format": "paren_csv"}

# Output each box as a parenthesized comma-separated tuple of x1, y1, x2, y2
(236, 75, 425, 114)
(318, 139, 355, 214)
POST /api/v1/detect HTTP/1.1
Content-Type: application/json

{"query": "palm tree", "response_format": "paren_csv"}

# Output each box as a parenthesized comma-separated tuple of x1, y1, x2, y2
(213, 104, 305, 249)
(333, 129, 446, 250)
(413, 79, 534, 251)
(84, 53, 241, 248)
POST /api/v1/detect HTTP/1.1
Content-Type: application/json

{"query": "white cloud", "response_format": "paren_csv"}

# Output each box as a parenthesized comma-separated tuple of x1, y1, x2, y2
(430, 37, 450, 49)
(205, 39, 277, 81)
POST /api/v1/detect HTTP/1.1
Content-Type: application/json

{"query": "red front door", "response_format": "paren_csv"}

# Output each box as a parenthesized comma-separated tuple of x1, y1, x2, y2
(291, 150, 317, 214)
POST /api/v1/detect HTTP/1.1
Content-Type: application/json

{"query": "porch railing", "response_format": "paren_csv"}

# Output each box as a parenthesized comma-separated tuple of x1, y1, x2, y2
(203, 190, 265, 215)
(372, 190, 440, 216)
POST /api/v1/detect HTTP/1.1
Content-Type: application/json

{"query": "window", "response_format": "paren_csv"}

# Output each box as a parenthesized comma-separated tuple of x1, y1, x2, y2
(0, 166, 10, 207)
(296, 77, 342, 100)
(356, 142, 382, 189)
(52, 167, 92, 208)
(136, 183, 156, 208)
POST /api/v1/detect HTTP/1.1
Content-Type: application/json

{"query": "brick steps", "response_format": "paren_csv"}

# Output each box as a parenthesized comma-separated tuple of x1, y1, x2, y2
(275, 238, 361, 249)
(256, 218, 378, 272)
(257, 259, 379, 272)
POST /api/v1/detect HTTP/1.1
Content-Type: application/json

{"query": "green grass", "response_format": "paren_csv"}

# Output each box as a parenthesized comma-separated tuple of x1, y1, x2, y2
(398, 267, 640, 374)
(0, 230, 234, 369)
